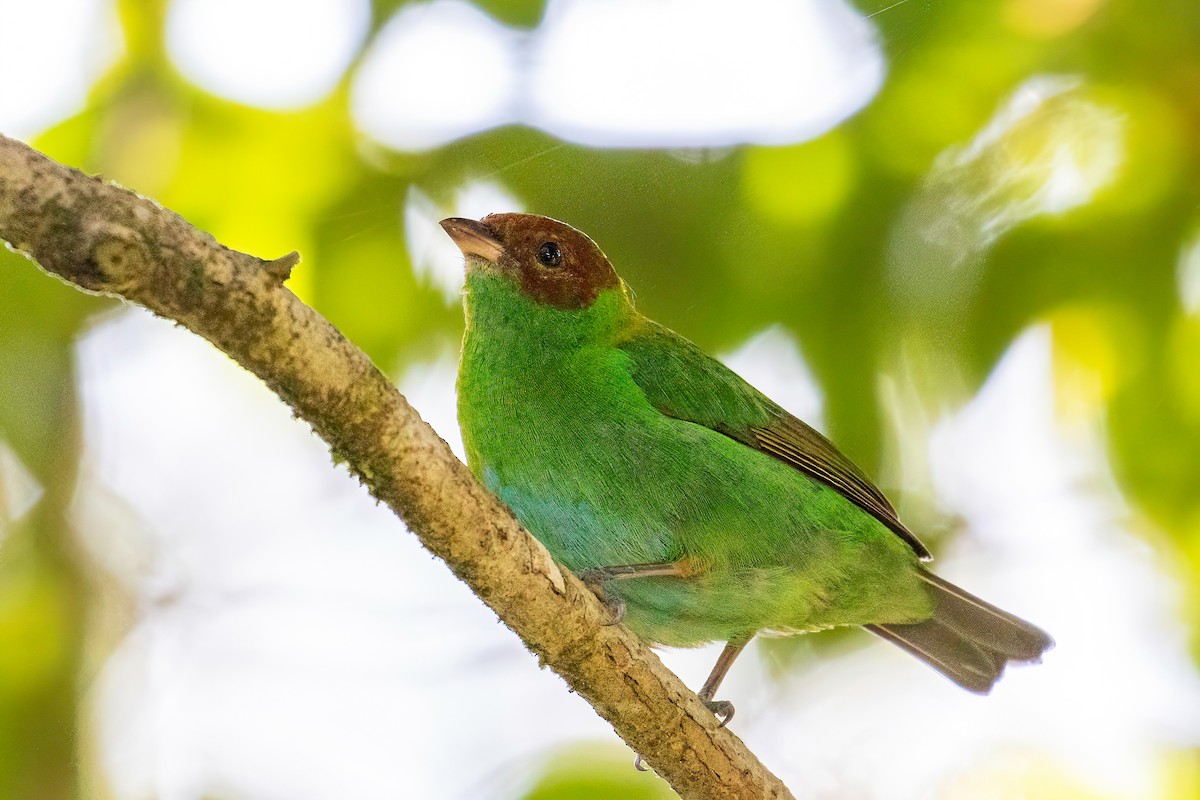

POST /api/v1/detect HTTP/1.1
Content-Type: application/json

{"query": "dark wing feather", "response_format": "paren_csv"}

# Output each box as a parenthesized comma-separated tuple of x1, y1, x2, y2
(748, 417, 930, 559)
(618, 320, 931, 560)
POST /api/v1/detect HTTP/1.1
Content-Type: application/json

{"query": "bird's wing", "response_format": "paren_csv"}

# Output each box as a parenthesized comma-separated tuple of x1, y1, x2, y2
(617, 320, 931, 560)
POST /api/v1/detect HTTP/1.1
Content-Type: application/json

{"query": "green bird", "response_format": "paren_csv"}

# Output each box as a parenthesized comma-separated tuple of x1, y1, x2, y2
(442, 212, 1052, 722)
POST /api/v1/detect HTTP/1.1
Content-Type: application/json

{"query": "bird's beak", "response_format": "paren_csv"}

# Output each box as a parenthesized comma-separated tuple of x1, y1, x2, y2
(440, 217, 505, 262)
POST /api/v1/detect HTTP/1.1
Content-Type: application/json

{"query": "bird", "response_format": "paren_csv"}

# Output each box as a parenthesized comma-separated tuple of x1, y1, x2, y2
(441, 212, 1052, 724)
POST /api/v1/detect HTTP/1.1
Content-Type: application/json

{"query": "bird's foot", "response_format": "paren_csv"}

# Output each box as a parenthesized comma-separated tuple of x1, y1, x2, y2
(703, 699, 735, 728)
(577, 570, 626, 626)
(633, 753, 649, 772)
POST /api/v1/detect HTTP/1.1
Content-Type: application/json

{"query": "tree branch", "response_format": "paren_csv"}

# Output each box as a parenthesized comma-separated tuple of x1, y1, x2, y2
(0, 134, 794, 799)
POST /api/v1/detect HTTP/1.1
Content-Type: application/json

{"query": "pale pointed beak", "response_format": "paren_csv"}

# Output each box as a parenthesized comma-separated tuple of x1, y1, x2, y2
(440, 217, 505, 262)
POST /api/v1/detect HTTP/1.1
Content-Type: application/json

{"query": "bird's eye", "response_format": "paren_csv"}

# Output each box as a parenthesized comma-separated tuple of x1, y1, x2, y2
(536, 241, 563, 268)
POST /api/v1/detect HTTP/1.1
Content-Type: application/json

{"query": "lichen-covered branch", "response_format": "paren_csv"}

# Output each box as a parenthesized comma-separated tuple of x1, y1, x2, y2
(0, 134, 794, 800)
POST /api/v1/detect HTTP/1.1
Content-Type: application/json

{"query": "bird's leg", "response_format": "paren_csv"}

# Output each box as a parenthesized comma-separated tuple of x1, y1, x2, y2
(577, 561, 688, 582)
(576, 561, 690, 626)
(697, 634, 753, 727)
(579, 562, 747, 727)
(627, 635, 753, 772)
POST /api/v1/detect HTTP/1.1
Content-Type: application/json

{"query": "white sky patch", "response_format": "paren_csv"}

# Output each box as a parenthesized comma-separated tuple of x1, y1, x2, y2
(528, 0, 884, 148)
(397, 353, 466, 462)
(1178, 228, 1200, 315)
(720, 325, 824, 430)
(166, 0, 369, 109)
(351, 1, 521, 151)
(0, 0, 121, 137)
(0, 440, 43, 542)
(349, 0, 882, 150)
(404, 181, 523, 302)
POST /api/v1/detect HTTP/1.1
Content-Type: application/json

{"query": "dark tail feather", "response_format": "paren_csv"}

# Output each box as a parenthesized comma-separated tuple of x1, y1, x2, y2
(865, 571, 1054, 694)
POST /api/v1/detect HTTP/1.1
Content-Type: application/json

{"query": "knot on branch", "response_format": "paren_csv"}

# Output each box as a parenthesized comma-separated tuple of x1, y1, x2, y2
(83, 228, 148, 294)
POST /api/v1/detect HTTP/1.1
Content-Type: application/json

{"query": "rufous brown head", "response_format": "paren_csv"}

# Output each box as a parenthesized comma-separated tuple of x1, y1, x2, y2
(440, 213, 620, 310)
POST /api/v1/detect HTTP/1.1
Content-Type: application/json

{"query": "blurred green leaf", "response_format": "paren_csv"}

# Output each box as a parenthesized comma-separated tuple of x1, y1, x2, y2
(521, 744, 677, 800)
(0, 250, 103, 481)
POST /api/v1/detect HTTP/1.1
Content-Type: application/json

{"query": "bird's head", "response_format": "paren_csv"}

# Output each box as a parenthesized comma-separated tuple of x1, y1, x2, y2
(440, 213, 622, 311)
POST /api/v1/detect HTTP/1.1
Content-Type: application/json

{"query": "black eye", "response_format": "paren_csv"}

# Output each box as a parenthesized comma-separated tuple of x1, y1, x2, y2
(536, 241, 562, 268)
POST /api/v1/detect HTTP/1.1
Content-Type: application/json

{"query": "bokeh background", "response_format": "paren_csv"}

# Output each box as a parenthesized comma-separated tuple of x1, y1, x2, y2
(2, 0, 1200, 797)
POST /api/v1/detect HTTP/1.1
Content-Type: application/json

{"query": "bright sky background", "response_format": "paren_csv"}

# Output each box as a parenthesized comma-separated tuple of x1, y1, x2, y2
(4, 1, 1200, 798)
(166, 0, 370, 109)
(0, 0, 121, 137)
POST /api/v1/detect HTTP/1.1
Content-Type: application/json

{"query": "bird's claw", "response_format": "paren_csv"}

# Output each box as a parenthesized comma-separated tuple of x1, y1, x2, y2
(703, 699, 735, 727)
(578, 570, 626, 626)
(633, 753, 648, 771)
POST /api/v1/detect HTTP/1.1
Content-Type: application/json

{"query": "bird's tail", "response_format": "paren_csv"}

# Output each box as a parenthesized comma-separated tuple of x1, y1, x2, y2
(865, 570, 1054, 694)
